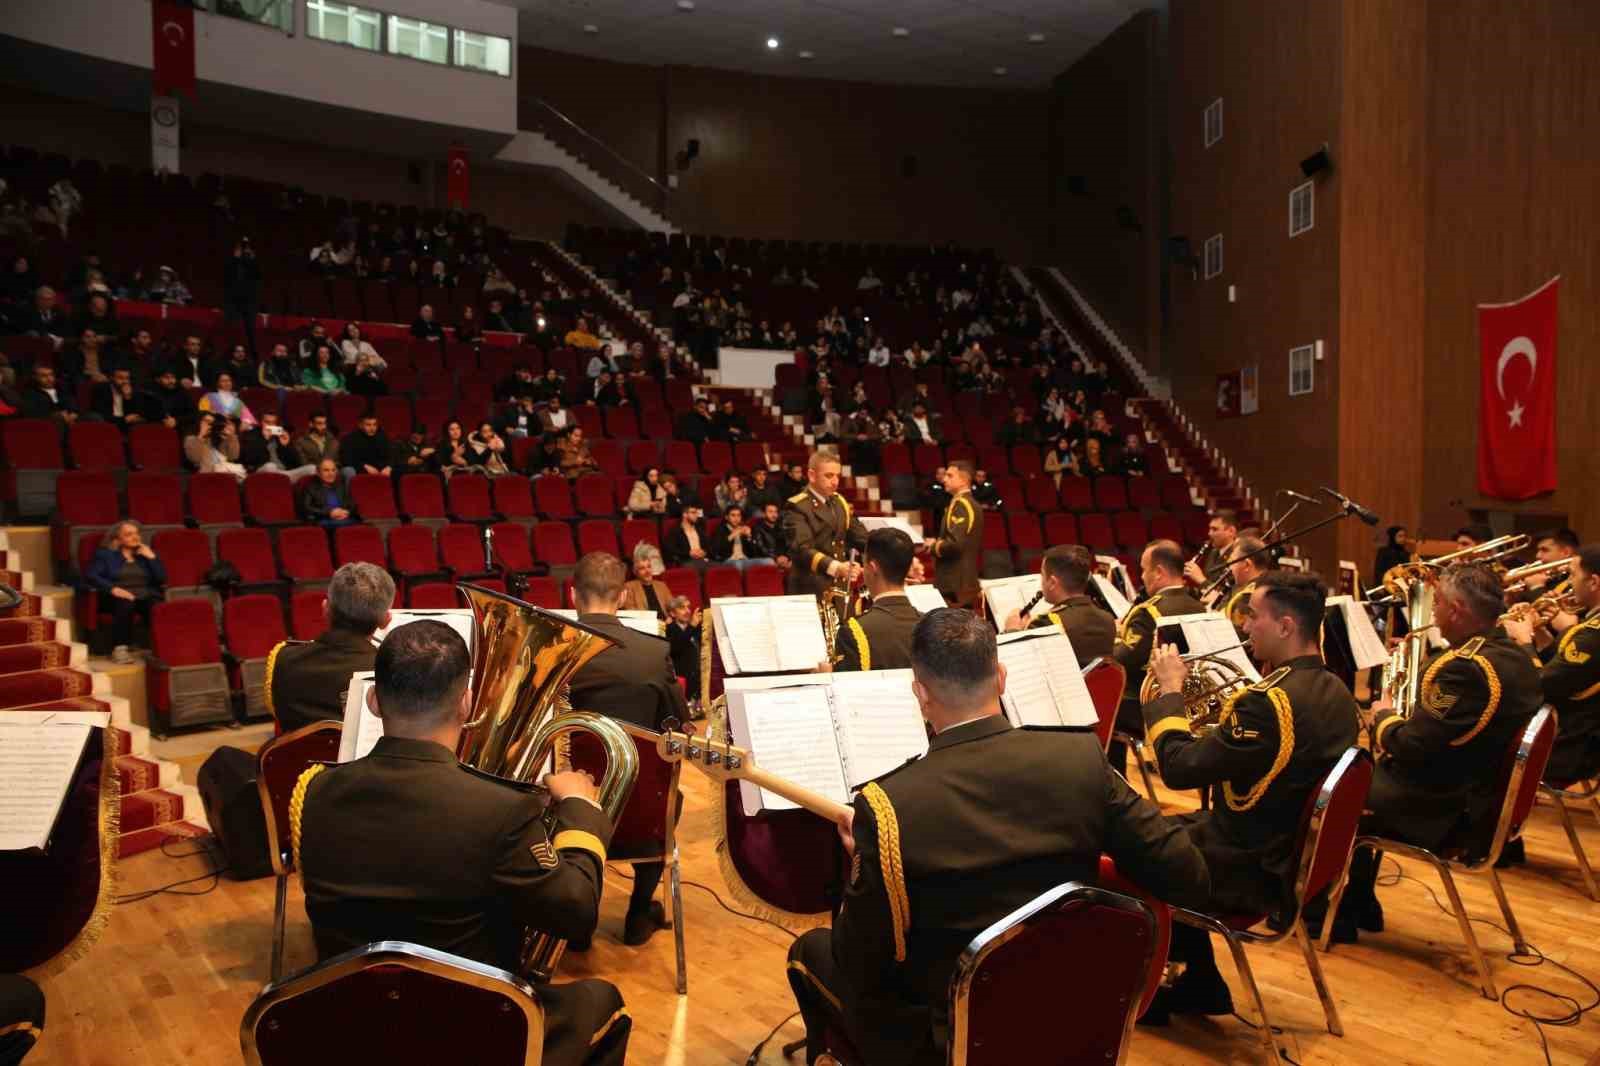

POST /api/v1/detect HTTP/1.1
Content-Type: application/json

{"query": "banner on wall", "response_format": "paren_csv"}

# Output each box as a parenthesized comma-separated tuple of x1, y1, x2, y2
(447, 147, 471, 208)
(151, 96, 180, 175)
(1477, 276, 1559, 500)
(151, 1, 196, 97)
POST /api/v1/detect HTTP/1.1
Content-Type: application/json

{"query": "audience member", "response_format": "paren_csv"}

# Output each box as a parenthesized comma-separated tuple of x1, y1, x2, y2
(300, 458, 358, 527)
(184, 412, 246, 479)
(19, 365, 78, 424)
(339, 323, 385, 370)
(558, 426, 599, 478)
(592, 369, 628, 408)
(621, 543, 669, 616)
(664, 595, 702, 709)
(663, 505, 708, 568)
(90, 368, 152, 430)
(750, 501, 790, 570)
(146, 367, 195, 428)
(627, 468, 670, 516)
(467, 422, 511, 476)
(1117, 433, 1150, 476)
(676, 396, 714, 445)
(240, 411, 316, 480)
(903, 401, 940, 445)
(59, 327, 114, 389)
(711, 398, 749, 443)
(1044, 436, 1079, 486)
(438, 420, 478, 479)
(199, 371, 257, 427)
(84, 519, 166, 663)
(709, 505, 768, 569)
(18, 286, 65, 341)
(391, 425, 438, 474)
(259, 342, 301, 389)
(340, 414, 393, 479)
(293, 412, 340, 468)
(301, 344, 346, 393)
(411, 303, 445, 339)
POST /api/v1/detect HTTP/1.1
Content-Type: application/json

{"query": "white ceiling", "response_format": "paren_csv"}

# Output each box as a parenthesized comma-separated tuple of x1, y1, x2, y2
(512, 0, 1157, 89)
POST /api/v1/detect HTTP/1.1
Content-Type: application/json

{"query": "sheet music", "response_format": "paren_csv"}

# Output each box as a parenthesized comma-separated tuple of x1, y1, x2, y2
(553, 609, 660, 637)
(902, 584, 947, 614)
(769, 597, 829, 670)
(375, 609, 475, 653)
(725, 683, 849, 815)
(859, 515, 921, 540)
(830, 670, 928, 787)
(1091, 574, 1132, 620)
(713, 596, 828, 674)
(1159, 614, 1261, 682)
(1329, 596, 1390, 670)
(1095, 555, 1137, 602)
(996, 629, 1098, 728)
(0, 721, 93, 851)
(337, 673, 383, 763)
(981, 574, 1041, 627)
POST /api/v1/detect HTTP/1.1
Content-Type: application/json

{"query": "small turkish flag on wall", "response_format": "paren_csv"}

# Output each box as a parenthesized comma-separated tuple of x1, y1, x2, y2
(152, 1, 196, 97)
(1477, 276, 1559, 500)
(447, 147, 470, 208)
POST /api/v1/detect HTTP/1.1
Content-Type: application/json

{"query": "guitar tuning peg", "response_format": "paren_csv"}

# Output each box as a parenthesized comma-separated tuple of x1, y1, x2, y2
(662, 716, 681, 734)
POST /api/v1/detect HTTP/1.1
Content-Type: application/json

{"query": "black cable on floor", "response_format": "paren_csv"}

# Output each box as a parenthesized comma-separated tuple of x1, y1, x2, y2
(744, 1010, 799, 1066)
(604, 862, 801, 941)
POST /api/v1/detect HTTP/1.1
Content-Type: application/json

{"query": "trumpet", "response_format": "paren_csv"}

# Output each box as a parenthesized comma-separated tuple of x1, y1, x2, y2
(1139, 640, 1254, 732)
(1502, 557, 1573, 598)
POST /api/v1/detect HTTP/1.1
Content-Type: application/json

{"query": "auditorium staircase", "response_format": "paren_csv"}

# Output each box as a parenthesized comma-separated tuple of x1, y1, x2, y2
(1018, 266, 1260, 527)
(0, 529, 209, 859)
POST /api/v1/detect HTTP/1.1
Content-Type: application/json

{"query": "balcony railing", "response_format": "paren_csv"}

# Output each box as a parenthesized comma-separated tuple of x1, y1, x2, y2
(519, 96, 672, 222)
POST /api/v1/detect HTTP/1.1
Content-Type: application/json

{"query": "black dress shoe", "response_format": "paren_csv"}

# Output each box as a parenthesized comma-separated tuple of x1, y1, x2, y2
(1495, 837, 1526, 869)
(623, 901, 670, 946)
(1138, 969, 1234, 1026)
(1303, 911, 1360, 944)
(1354, 898, 1384, 933)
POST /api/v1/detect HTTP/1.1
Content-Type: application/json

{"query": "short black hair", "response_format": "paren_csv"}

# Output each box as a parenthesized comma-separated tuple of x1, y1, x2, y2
(1041, 544, 1093, 594)
(375, 620, 471, 726)
(1578, 545, 1600, 581)
(573, 551, 626, 606)
(866, 528, 914, 585)
(1253, 571, 1327, 641)
(1145, 539, 1185, 578)
(1538, 527, 1580, 551)
(947, 458, 975, 481)
(1228, 534, 1273, 571)
(1455, 523, 1494, 545)
(911, 608, 998, 708)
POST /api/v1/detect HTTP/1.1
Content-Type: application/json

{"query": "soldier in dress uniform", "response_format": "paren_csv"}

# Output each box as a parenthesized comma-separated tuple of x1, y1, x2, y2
(1001, 544, 1116, 664)
(265, 562, 392, 733)
(785, 609, 1210, 1066)
(1505, 543, 1600, 784)
(832, 528, 920, 672)
(566, 551, 687, 947)
(920, 460, 983, 609)
(294, 621, 630, 1066)
(1138, 571, 1358, 1022)
(783, 451, 868, 600)
(1511, 527, 1580, 605)
(1320, 562, 1542, 940)
(1111, 540, 1205, 773)
(1184, 509, 1239, 587)
(1219, 534, 1274, 637)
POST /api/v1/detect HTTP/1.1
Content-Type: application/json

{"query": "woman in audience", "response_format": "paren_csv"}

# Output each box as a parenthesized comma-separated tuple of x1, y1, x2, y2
(1044, 435, 1081, 487)
(438, 419, 478, 479)
(714, 473, 748, 516)
(627, 467, 670, 516)
(183, 413, 247, 480)
(301, 343, 346, 393)
(199, 371, 257, 428)
(557, 425, 599, 478)
(467, 421, 511, 476)
(621, 543, 670, 617)
(1081, 436, 1110, 478)
(455, 305, 483, 345)
(339, 323, 386, 371)
(85, 519, 166, 664)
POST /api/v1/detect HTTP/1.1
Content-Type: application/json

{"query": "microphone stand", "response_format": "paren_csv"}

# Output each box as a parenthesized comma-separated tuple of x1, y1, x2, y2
(1221, 503, 1368, 577)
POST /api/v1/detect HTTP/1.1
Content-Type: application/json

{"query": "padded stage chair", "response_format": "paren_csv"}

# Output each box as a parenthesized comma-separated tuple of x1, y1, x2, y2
(1081, 657, 1126, 752)
(255, 721, 343, 982)
(1539, 774, 1600, 901)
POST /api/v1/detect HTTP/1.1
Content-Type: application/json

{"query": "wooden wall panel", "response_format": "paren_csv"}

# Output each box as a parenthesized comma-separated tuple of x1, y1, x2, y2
(518, 46, 662, 181)
(1049, 12, 1163, 366)
(1334, 0, 1430, 573)
(1165, 0, 1345, 570)
(1419, 0, 1600, 542)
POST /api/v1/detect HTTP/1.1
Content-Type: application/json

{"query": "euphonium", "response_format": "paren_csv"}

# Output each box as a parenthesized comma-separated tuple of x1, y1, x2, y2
(1138, 642, 1255, 732)
(456, 582, 640, 981)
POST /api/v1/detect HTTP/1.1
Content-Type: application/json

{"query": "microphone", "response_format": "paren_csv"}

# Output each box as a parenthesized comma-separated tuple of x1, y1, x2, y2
(1280, 489, 1321, 505)
(1320, 486, 1380, 526)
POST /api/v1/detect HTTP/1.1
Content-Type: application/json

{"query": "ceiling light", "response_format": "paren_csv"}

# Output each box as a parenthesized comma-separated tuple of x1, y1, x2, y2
(993, 66, 1008, 76)
(892, 26, 910, 37)
(766, 36, 779, 49)
(798, 50, 814, 59)
(1028, 32, 1046, 43)
(583, 23, 598, 33)
(676, 0, 695, 10)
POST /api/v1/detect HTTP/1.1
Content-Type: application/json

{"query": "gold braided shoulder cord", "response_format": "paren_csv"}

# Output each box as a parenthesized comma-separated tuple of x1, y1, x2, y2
(288, 763, 327, 873)
(1447, 652, 1503, 747)
(860, 783, 910, 962)
(846, 618, 870, 671)
(1224, 688, 1295, 812)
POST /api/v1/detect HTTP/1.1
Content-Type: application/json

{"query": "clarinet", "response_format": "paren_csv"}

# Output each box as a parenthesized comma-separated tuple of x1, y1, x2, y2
(1019, 589, 1045, 619)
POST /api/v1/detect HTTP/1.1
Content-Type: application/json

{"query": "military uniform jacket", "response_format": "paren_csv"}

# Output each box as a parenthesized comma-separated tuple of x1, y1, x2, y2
(928, 491, 981, 607)
(1113, 585, 1205, 717)
(836, 593, 919, 672)
(1028, 594, 1117, 665)
(1534, 606, 1600, 781)
(1370, 629, 1542, 849)
(266, 628, 376, 734)
(569, 612, 687, 731)
(1143, 656, 1358, 914)
(1197, 543, 1231, 581)
(782, 488, 868, 599)
(824, 716, 1210, 1066)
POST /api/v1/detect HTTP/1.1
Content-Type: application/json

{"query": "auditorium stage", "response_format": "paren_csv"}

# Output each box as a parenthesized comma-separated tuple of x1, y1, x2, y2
(25, 750, 1600, 1065)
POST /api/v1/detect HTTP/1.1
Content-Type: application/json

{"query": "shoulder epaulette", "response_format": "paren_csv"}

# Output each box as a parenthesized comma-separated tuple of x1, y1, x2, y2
(263, 639, 298, 720)
(859, 782, 910, 962)
(787, 492, 808, 504)
(1459, 635, 1488, 657)
(1248, 665, 1291, 693)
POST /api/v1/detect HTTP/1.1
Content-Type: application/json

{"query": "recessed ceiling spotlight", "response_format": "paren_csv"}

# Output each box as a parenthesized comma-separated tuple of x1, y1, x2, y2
(1028, 32, 1046, 43)
(583, 23, 598, 33)
(676, 0, 695, 10)
(798, 50, 814, 59)
(766, 36, 780, 49)
(993, 66, 1008, 76)
(892, 26, 910, 37)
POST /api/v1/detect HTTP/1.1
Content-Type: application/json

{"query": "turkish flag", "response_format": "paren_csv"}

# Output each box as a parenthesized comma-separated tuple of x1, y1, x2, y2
(151, 1, 196, 97)
(446, 147, 470, 208)
(1477, 276, 1559, 500)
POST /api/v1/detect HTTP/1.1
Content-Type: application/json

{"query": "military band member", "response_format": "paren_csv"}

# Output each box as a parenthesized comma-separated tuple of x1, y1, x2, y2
(921, 460, 983, 609)
(566, 551, 688, 947)
(1111, 540, 1205, 772)
(783, 451, 868, 600)
(786, 609, 1209, 1066)
(1184, 509, 1238, 586)
(295, 621, 630, 1066)
(1320, 562, 1542, 940)
(1138, 572, 1358, 1022)
(266, 562, 391, 734)
(1002, 544, 1116, 664)
(1516, 527, 1580, 602)
(1219, 534, 1273, 636)
(832, 528, 920, 673)
(1505, 543, 1600, 784)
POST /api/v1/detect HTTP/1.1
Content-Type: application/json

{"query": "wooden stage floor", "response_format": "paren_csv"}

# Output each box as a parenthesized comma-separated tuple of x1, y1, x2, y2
(25, 758, 1600, 1065)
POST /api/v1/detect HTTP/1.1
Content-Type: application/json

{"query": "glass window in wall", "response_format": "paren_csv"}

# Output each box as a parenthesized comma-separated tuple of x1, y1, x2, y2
(306, 0, 381, 50)
(201, 0, 293, 33)
(388, 16, 449, 65)
(453, 29, 512, 76)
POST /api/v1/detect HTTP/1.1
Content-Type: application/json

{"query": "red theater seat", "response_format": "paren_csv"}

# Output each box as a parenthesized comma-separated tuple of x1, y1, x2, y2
(334, 524, 387, 568)
(276, 526, 335, 587)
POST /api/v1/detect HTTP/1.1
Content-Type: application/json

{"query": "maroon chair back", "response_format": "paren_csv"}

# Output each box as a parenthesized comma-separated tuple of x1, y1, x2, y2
(1081, 658, 1126, 751)
(255, 721, 343, 875)
(1292, 747, 1374, 909)
(949, 881, 1157, 1066)
(241, 942, 541, 1066)
(1466, 706, 1556, 864)
(1096, 857, 1171, 1019)
(569, 725, 680, 861)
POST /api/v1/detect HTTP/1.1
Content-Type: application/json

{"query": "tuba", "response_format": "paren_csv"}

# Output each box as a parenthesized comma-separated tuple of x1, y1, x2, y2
(456, 583, 640, 981)
(1138, 643, 1254, 732)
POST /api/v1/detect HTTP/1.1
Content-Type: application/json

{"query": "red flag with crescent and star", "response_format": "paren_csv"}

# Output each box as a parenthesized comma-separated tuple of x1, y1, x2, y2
(1477, 275, 1558, 500)
(152, 0, 196, 97)
(447, 147, 470, 208)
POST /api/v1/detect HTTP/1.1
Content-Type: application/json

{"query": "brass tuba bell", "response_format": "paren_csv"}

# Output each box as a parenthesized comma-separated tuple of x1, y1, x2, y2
(455, 583, 641, 981)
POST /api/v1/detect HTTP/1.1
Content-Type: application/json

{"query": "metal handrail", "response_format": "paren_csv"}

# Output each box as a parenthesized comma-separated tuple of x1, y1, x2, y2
(521, 96, 672, 217)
